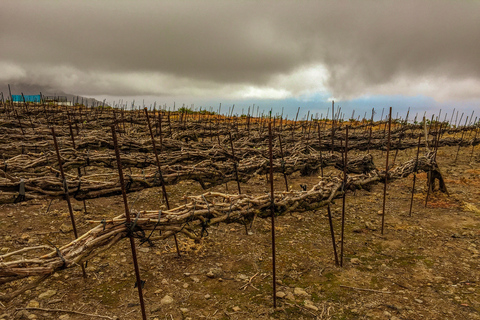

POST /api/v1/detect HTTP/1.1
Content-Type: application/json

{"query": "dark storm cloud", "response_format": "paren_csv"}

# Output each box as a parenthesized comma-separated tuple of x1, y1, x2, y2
(1, 0, 480, 100)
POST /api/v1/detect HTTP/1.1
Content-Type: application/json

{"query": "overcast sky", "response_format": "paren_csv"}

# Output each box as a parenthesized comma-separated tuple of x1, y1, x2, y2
(1, 0, 480, 119)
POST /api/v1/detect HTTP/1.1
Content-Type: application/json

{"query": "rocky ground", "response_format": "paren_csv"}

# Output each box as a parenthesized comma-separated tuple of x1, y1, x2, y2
(1, 145, 479, 320)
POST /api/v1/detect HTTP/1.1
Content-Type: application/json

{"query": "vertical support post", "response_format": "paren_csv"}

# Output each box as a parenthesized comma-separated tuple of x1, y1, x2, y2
(228, 132, 242, 194)
(331, 101, 335, 154)
(51, 127, 86, 277)
(470, 127, 478, 163)
(278, 133, 289, 191)
(144, 108, 180, 257)
(317, 122, 324, 177)
(381, 107, 392, 235)
(111, 125, 147, 320)
(340, 126, 348, 267)
(268, 122, 276, 308)
(68, 122, 88, 214)
(409, 134, 422, 216)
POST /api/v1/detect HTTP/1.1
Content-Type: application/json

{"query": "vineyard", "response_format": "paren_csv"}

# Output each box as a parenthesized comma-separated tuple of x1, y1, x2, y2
(0, 102, 479, 319)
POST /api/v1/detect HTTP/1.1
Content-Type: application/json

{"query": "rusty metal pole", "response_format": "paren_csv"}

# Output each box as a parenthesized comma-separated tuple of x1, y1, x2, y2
(144, 108, 181, 257)
(340, 126, 348, 267)
(331, 101, 335, 154)
(381, 107, 392, 235)
(409, 133, 422, 216)
(68, 122, 88, 215)
(317, 122, 324, 177)
(327, 204, 339, 266)
(367, 108, 374, 154)
(268, 122, 277, 308)
(278, 132, 289, 191)
(51, 127, 86, 278)
(470, 127, 478, 163)
(228, 132, 242, 194)
(111, 125, 147, 320)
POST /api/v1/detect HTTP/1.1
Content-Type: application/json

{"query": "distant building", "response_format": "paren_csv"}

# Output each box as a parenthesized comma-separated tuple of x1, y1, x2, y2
(43, 96, 72, 106)
(11, 94, 72, 106)
(12, 95, 42, 103)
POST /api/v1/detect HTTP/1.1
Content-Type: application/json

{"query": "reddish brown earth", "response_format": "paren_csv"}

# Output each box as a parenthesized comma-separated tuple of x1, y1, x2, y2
(1, 145, 479, 320)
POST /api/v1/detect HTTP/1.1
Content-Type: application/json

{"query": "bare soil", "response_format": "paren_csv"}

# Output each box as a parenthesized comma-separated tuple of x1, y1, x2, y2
(1, 145, 479, 320)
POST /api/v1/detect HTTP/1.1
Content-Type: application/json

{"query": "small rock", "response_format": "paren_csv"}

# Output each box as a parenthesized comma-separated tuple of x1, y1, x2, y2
(150, 305, 162, 312)
(160, 295, 174, 305)
(59, 223, 72, 233)
(20, 233, 30, 241)
(285, 292, 295, 301)
(4, 236, 12, 241)
(183, 283, 189, 288)
(304, 300, 318, 311)
(27, 300, 39, 308)
(190, 276, 200, 283)
(452, 233, 461, 238)
(415, 299, 423, 304)
(180, 308, 189, 313)
(138, 247, 150, 253)
(276, 291, 286, 299)
(350, 258, 360, 265)
(204, 294, 211, 299)
(73, 205, 83, 212)
(58, 315, 70, 320)
(161, 279, 168, 285)
(232, 306, 241, 312)
(207, 268, 223, 278)
(0, 247, 9, 254)
(38, 289, 57, 299)
(236, 274, 249, 281)
(294, 287, 309, 297)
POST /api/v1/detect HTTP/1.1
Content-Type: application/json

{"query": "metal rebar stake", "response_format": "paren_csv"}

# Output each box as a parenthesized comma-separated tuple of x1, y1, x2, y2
(268, 122, 277, 308)
(409, 134, 422, 216)
(111, 125, 147, 320)
(340, 126, 348, 267)
(381, 107, 392, 235)
(144, 108, 181, 257)
(51, 127, 86, 278)
(229, 132, 242, 194)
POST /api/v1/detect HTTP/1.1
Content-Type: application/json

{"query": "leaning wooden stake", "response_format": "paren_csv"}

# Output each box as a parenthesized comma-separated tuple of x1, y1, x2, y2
(381, 107, 392, 235)
(111, 125, 147, 320)
(144, 108, 181, 257)
(268, 122, 277, 308)
(51, 127, 86, 278)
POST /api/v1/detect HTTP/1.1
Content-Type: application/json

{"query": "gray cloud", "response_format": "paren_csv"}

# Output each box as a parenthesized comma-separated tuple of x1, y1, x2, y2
(1, 0, 480, 101)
